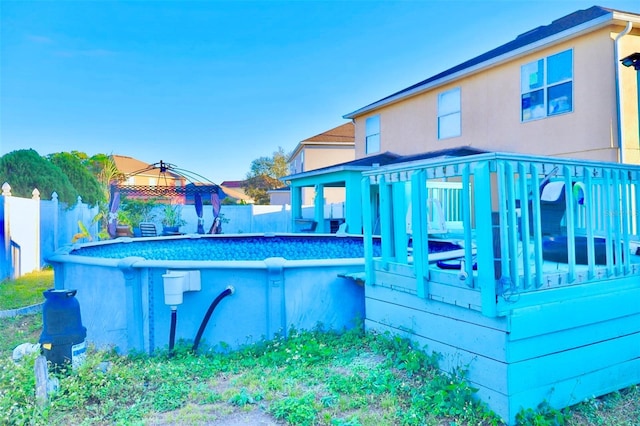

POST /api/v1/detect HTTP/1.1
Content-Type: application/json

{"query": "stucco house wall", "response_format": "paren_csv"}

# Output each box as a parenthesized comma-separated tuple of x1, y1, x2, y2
(301, 145, 355, 171)
(619, 32, 640, 164)
(351, 16, 639, 166)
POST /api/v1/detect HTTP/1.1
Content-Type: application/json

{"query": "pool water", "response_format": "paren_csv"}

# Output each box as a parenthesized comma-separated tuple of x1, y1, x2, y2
(71, 235, 383, 261)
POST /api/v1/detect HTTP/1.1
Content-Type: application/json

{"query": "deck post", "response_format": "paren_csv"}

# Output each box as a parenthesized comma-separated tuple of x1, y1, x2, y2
(563, 166, 576, 282)
(604, 171, 614, 275)
(392, 182, 408, 262)
(612, 170, 624, 275)
(344, 174, 364, 235)
(518, 162, 532, 289)
(584, 170, 596, 279)
(620, 169, 632, 274)
(379, 175, 393, 264)
(504, 161, 519, 286)
(530, 164, 544, 287)
(495, 162, 507, 287)
(461, 165, 474, 287)
(313, 184, 324, 233)
(474, 161, 498, 317)
(290, 185, 302, 232)
(361, 176, 374, 287)
(411, 170, 427, 297)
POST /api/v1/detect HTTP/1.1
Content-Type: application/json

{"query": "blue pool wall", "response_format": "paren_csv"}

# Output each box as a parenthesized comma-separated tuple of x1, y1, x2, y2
(47, 234, 368, 354)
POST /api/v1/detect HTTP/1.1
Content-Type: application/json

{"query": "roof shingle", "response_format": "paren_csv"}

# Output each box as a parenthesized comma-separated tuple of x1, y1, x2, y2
(303, 122, 354, 143)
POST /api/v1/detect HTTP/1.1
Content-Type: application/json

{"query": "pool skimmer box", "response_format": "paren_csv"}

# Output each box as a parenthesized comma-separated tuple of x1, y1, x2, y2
(162, 270, 201, 306)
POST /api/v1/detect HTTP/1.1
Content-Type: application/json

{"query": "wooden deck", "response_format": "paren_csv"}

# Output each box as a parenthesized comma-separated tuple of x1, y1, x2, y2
(360, 152, 640, 424)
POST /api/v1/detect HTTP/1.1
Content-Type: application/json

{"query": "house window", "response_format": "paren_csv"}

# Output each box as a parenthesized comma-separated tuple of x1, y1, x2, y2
(438, 88, 461, 139)
(149, 178, 157, 187)
(365, 115, 380, 154)
(521, 49, 573, 121)
(126, 176, 135, 185)
(289, 152, 303, 174)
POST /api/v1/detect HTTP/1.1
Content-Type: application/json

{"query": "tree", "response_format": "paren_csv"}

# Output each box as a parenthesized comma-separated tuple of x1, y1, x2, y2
(118, 196, 159, 229)
(244, 147, 289, 204)
(83, 154, 124, 237)
(85, 154, 124, 199)
(0, 149, 77, 205)
(48, 152, 104, 206)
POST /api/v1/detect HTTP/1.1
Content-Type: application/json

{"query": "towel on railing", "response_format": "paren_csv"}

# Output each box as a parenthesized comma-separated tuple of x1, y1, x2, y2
(428, 198, 447, 233)
(540, 181, 565, 202)
(405, 198, 447, 235)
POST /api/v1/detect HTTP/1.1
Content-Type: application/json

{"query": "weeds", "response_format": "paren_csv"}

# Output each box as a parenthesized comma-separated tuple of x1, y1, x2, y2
(1, 321, 502, 425)
(516, 401, 569, 425)
(270, 392, 318, 425)
(1, 313, 638, 425)
(568, 385, 640, 425)
(0, 314, 42, 354)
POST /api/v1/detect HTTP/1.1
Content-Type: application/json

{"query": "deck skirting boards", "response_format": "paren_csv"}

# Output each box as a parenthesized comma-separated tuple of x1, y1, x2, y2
(365, 283, 640, 425)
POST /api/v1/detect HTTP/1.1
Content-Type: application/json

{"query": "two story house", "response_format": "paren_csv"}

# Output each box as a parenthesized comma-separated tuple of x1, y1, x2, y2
(287, 122, 355, 204)
(285, 5, 640, 234)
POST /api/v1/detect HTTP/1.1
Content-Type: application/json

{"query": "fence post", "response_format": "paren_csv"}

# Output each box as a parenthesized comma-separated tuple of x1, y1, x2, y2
(32, 188, 42, 269)
(1, 183, 11, 280)
(250, 204, 255, 233)
(76, 196, 83, 228)
(52, 192, 59, 252)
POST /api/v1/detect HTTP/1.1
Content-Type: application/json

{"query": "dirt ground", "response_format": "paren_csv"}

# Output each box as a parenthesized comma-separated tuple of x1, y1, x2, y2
(146, 403, 283, 425)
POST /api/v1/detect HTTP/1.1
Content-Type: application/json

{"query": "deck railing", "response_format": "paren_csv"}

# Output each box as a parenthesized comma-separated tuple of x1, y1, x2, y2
(361, 152, 640, 317)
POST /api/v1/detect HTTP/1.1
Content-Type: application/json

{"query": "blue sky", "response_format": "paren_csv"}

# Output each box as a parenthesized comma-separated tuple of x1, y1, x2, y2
(1, 0, 638, 185)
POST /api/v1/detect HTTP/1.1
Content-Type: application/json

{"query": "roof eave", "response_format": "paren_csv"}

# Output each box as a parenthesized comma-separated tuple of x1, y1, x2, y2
(288, 141, 355, 163)
(282, 165, 373, 182)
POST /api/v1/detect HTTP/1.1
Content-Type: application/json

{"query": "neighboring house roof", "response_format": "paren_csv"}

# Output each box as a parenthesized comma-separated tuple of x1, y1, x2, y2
(303, 122, 355, 143)
(344, 5, 638, 119)
(112, 155, 147, 174)
(220, 180, 249, 198)
(220, 180, 245, 189)
(220, 185, 254, 203)
(284, 147, 487, 181)
(289, 122, 355, 160)
(267, 186, 291, 193)
(112, 155, 182, 180)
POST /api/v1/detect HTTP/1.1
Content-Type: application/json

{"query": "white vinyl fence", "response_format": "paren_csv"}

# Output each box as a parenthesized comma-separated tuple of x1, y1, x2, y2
(0, 181, 340, 280)
(1, 183, 101, 280)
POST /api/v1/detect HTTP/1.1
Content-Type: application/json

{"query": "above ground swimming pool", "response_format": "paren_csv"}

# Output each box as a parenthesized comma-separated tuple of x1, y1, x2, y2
(48, 233, 464, 355)
(47, 234, 385, 355)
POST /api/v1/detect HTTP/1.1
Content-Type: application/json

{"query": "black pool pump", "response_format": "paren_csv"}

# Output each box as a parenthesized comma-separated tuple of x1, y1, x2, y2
(39, 289, 87, 370)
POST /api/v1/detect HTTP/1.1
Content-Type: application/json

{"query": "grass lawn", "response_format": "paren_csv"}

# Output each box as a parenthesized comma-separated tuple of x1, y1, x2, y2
(0, 275, 638, 425)
(0, 269, 53, 310)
